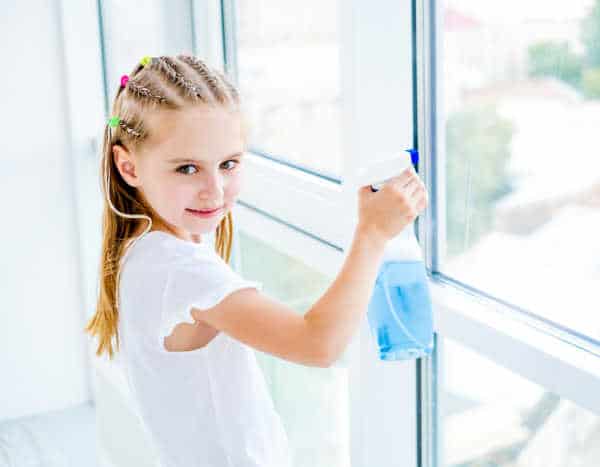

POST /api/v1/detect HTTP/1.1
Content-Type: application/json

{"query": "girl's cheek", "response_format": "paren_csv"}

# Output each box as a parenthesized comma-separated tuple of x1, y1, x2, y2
(228, 175, 241, 191)
(226, 171, 243, 196)
(165, 183, 193, 207)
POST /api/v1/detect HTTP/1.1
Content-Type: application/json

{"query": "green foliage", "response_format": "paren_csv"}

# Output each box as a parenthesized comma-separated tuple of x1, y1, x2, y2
(445, 105, 515, 257)
(525, 0, 600, 98)
(582, 67, 600, 99)
(527, 41, 583, 88)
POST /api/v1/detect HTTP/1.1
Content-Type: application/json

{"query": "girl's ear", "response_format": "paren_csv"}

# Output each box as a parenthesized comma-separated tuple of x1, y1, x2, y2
(112, 144, 141, 188)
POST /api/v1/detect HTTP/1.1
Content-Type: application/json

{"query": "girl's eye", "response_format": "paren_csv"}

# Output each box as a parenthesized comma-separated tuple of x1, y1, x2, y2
(176, 160, 239, 175)
(221, 160, 239, 171)
(176, 164, 197, 175)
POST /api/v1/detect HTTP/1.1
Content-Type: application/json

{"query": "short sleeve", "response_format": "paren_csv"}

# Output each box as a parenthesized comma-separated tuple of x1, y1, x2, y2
(158, 254, 263, 349)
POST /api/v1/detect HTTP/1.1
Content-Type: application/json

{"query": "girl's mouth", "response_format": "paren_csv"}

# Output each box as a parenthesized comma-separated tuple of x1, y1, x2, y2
(186, 207, 223, 218)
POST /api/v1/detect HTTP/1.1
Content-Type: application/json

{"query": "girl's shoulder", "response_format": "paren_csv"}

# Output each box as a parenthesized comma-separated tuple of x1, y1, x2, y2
(120, 230, 216, 271)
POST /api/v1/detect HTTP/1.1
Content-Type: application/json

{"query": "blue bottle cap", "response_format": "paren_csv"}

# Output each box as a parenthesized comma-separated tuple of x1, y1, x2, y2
(405, 148, 419, 167)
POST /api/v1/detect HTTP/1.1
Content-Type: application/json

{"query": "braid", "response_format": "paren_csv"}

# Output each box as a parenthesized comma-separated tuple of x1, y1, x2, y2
(117, 119, 143, 138)
(177, 54, 211, 79)
(214, 69, 239, 101)
(109, 119, 142, 138)
(155, 56, 210, 102)
(177, 55, 229, 103)
(205, 75, 224, 100)
(126, 79, 169, 104)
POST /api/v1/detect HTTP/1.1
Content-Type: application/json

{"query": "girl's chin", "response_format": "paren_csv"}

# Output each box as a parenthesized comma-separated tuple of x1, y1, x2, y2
(187, 217, 224, 232)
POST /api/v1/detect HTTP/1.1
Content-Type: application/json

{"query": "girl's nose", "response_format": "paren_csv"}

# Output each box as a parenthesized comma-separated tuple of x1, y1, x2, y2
(200, 171, 224, 198)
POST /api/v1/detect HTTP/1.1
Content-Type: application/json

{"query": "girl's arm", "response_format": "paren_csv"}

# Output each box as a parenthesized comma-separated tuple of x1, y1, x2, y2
(188, 227, 386, 367)
(303, 227, 386, 364)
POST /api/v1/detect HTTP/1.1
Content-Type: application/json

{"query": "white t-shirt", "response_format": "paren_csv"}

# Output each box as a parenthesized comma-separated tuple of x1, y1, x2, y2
(116, 230, 292, 467)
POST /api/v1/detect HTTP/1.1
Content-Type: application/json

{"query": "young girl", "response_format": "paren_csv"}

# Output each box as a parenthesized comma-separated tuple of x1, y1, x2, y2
(85, 54, 428, 467)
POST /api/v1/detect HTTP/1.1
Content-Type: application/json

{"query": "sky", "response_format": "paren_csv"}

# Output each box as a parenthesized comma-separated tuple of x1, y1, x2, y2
(447, 0, 595, 23)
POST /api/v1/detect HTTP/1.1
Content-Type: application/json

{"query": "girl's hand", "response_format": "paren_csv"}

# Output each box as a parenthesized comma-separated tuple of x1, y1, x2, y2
(355, 166, 428, 243)
(163, 320, 221, 352)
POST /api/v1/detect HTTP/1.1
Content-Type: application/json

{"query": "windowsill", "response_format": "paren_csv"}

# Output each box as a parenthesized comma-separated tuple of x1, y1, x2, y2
(429, 276, 600, 414)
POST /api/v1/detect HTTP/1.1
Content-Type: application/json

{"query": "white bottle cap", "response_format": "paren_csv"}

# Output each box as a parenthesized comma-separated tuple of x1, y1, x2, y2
(346, 152, 413, 192)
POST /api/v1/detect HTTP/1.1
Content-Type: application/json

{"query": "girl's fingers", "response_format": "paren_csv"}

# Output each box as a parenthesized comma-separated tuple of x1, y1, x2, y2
(386, 167, 415, 186)
(413, 189, 428, 211)
(401, 177, 420, 194)
(406, 183, 427, 210)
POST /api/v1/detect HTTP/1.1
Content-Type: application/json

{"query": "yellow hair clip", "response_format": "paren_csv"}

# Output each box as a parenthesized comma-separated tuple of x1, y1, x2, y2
(140, 56, 152, 66)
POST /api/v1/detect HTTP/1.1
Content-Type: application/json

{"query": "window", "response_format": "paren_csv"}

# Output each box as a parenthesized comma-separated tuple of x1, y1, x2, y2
(99, 0, 193, 115)
(438, 0, 600, 343)
(236, 0, 342, 178)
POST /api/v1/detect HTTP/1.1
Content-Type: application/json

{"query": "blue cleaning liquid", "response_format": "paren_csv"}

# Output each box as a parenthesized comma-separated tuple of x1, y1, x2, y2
(367, 260, 434, 360)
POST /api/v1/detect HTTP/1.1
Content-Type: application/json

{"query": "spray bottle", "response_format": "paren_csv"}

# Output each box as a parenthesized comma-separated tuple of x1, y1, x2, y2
(345, 150, 434, 361)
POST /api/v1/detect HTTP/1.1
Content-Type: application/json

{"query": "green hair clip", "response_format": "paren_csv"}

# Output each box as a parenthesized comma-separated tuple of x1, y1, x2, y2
(140, 56, 152, 66)
(108, 116, 121, 128)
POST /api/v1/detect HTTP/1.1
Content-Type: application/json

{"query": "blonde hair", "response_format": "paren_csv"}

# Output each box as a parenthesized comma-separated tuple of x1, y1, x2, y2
(85, 54, 245, 359)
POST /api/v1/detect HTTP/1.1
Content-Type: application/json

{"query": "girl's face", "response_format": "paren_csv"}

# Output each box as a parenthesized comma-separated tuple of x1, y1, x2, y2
(113, 105, 247, 243)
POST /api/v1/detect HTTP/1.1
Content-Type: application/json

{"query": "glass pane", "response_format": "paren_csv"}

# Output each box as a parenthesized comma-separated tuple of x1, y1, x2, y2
(236, 0, 342, 177)
(440, 1, 600, 341)
(441, 337, 600, 466)
(238, 231, 350, 467)
(101, 0, 193, 109)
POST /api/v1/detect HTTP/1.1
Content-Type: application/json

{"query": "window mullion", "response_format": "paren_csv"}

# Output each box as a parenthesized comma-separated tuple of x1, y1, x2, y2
(340, 1, 418, 466)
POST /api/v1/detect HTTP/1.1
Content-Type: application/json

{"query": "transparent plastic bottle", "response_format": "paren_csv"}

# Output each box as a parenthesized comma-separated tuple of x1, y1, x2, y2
(366, 227, 434, 360)
(355, 150, 434, 361)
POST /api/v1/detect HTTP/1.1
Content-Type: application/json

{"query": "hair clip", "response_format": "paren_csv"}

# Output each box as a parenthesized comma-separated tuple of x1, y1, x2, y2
(140, 56, 152, 66)
(120, 75, 129, 88)
(108, 116, 121, 128)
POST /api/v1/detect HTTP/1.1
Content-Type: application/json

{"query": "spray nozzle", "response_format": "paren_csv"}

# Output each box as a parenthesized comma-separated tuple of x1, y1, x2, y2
(344, 149, 418, 193)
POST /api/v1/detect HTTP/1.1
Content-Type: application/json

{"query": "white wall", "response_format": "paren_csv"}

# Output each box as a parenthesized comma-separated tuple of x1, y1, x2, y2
(0, 1, 90, 419)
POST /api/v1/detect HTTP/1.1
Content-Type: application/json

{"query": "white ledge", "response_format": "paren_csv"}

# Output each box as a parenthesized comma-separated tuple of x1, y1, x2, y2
(431, 278, 600, 415)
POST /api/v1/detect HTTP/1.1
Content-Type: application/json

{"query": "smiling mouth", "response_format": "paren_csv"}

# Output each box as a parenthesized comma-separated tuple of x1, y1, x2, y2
(186, 207, 223, 214)
(197, 208, 219, 213)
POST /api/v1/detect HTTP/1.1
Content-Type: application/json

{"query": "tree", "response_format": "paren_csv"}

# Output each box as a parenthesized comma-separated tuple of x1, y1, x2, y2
(527, 41, 583, 89)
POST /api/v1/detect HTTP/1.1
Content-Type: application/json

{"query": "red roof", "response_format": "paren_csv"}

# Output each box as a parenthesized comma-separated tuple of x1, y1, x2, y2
(444, 7, 481, 31)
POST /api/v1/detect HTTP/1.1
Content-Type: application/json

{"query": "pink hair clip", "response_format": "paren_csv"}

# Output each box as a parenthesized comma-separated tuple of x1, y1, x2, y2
(120, 75, 129, 88)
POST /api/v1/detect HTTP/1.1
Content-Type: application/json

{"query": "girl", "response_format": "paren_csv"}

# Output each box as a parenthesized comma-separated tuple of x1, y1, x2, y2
(85, 54, 428, 467)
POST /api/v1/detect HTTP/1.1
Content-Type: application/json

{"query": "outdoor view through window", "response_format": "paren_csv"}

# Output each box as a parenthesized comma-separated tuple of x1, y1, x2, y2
(237, 0, 341, 178)
(441, 1, 600, 466)
(441, 0, 600, 342)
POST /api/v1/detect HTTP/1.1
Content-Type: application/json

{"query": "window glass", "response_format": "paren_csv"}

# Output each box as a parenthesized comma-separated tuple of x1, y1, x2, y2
(441, 0, 600, 341)
(441, 337, 600, 466)
(238, 231, 350, 467)
(236, 0, 342, 177)
(101, 0, 193, 111)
